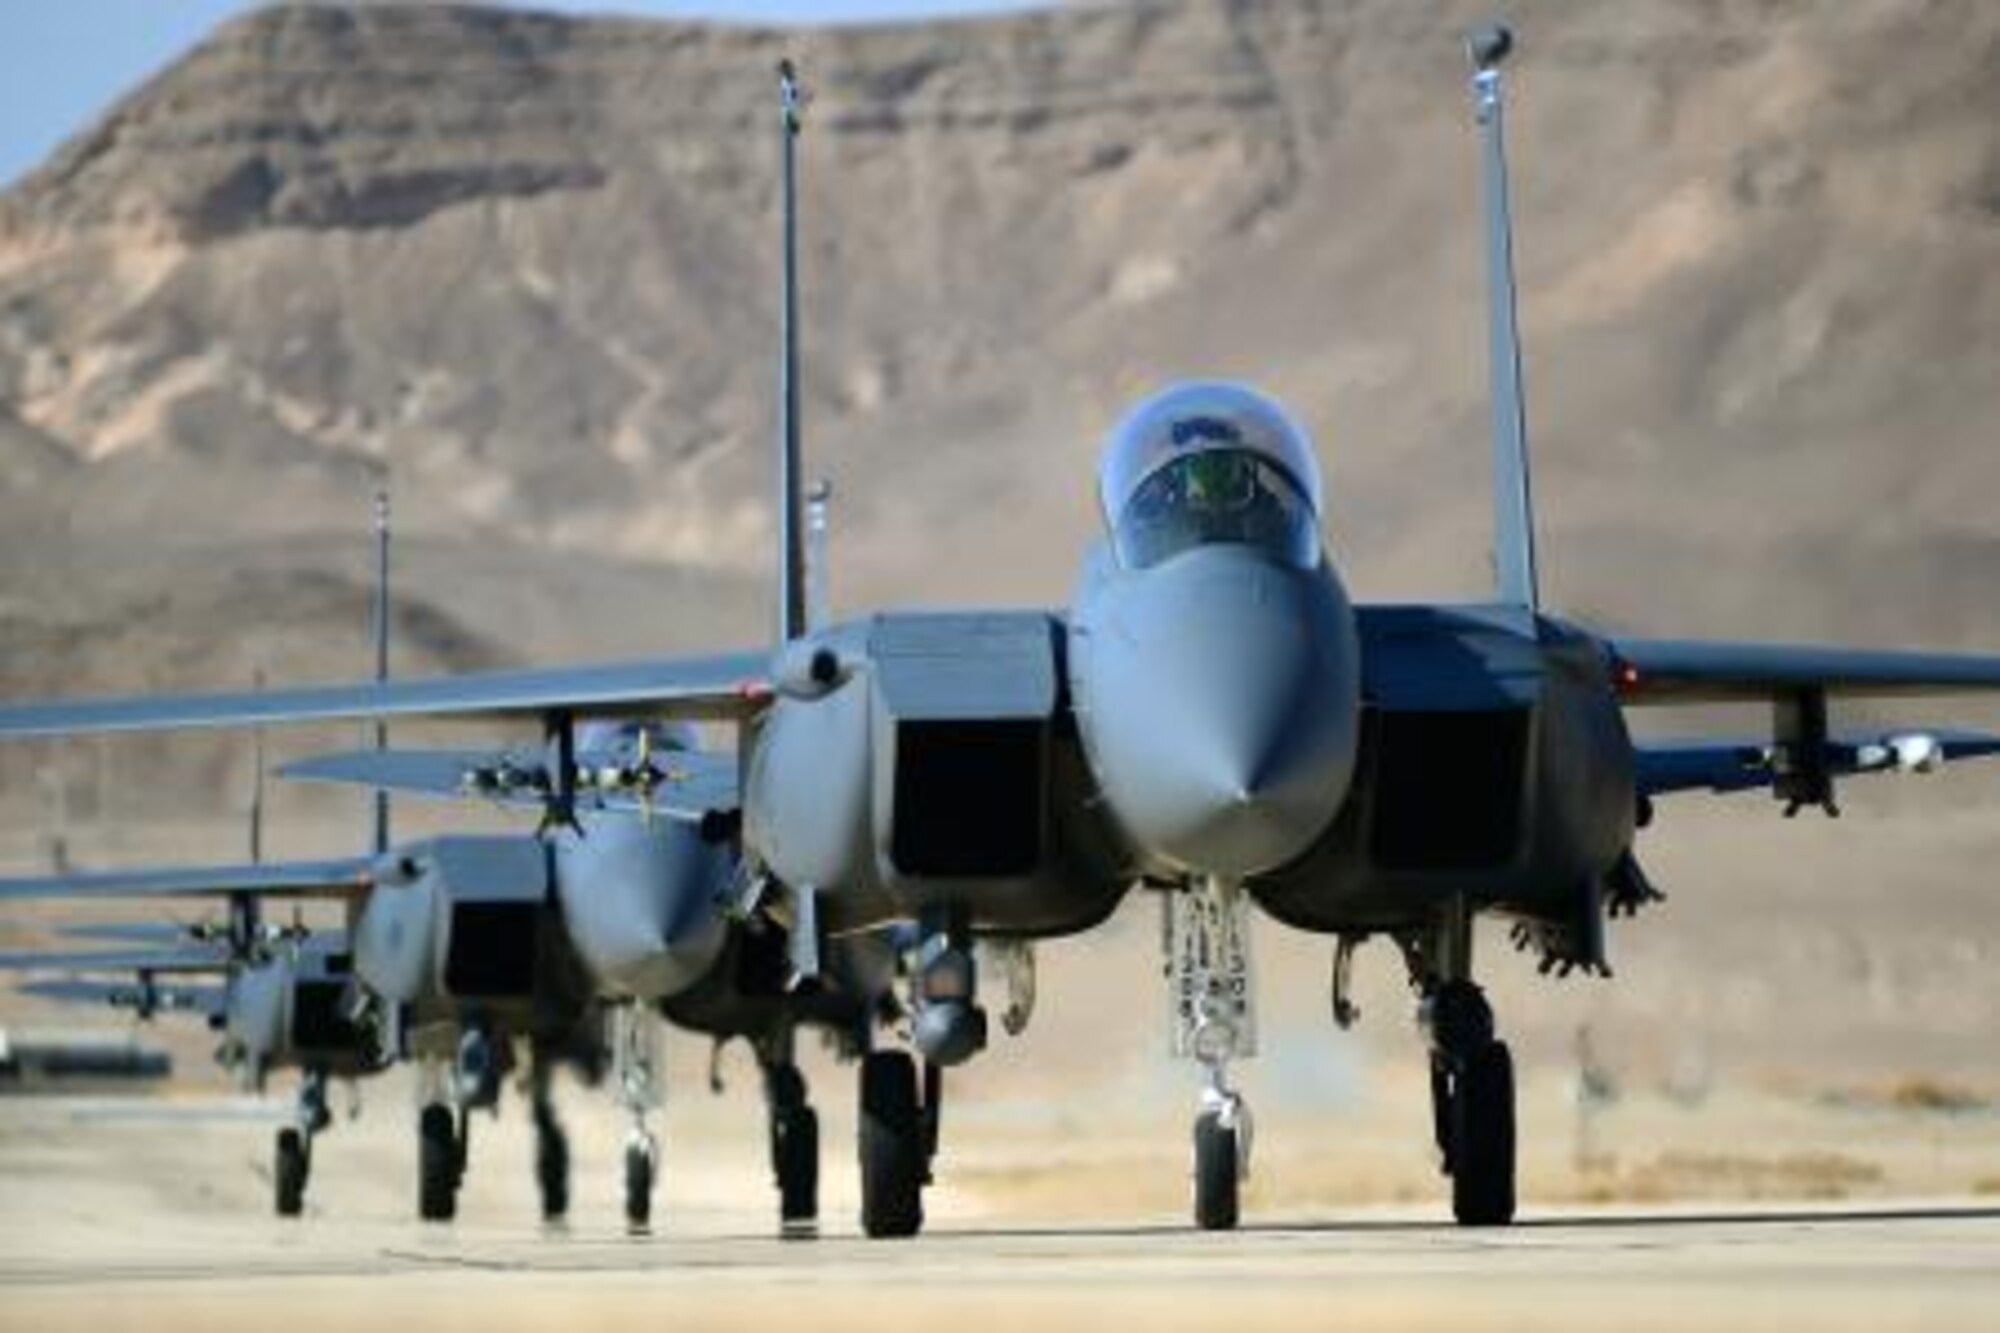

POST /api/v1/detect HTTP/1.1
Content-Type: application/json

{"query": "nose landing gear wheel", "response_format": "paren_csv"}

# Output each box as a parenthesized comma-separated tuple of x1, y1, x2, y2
(418, 1103, 460, 1222)
(1192, 1110, 1240, 1232)
(274, 1128, 308, 1218)
(1448, 1040, 1516, 1226)
(858, 1051, 924, 1239)
(624, 1137, 656, 1229)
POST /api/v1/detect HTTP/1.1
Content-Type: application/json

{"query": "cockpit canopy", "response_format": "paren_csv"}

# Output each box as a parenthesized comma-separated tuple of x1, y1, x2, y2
(1098, 381, 1324, 571)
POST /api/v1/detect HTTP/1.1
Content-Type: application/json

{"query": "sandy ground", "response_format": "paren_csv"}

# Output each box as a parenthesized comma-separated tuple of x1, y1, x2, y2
(5, 815, 2000, 1329)
(3, 1059, 1999, 1332)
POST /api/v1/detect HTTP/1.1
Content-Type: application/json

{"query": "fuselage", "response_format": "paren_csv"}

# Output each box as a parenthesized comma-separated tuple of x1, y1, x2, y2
(738, 380, 1642, 944)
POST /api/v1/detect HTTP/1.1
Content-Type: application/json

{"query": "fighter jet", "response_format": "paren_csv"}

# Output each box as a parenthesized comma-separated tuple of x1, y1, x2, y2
(6, 33, 2000, 1238)
(2, 921, 382, 1215)
(0, 491, 881, 1231)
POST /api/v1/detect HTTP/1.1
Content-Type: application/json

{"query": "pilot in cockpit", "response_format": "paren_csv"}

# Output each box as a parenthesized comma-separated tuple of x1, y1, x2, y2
(1099, 382, 1324, 571)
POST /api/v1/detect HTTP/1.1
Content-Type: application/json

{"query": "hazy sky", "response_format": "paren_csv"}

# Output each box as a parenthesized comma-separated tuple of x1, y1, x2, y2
(0, 1, 1056, 186)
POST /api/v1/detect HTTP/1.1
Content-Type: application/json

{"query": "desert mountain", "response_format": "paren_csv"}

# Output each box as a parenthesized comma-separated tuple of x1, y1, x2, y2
(0, 0, 1997, 821)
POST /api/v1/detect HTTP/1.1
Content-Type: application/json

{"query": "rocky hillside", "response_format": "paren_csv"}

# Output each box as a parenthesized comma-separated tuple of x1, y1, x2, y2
(1, 0, 1998, 824)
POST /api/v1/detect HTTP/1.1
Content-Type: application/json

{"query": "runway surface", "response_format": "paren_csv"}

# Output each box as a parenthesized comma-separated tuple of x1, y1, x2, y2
(3, 1202, 1997, 1332)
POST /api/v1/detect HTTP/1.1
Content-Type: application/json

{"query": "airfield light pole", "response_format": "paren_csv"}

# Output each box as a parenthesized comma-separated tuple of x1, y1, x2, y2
(777, 61, 808, 644)
(1468, 23, 1541, 615)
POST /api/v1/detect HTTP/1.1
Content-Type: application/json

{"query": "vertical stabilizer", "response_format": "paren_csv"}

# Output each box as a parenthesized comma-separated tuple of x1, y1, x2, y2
(1467, 24, 1540, 614)
(775, 60, 808, 643)
(806, 479, 832, 632)
(248, 670, 265, 865)
(370, 489, 391, 856)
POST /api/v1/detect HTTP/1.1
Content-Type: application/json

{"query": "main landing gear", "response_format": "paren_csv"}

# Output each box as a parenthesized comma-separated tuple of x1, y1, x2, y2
(857, 1048, 931, 1238)
(1166, 877, 1257, 1232)
(417, 1099, 469, 1222)
(273, 1066, 331, 1218)
(413, 1019, 507, 1223)
(760, 1040, 820, 1235)
(528, 1051, 570, 1224)
(1405, 902, 1516, 1227)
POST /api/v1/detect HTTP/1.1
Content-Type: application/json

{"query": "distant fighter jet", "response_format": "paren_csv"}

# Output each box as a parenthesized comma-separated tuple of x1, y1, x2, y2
(4, 31, 2000, 1237)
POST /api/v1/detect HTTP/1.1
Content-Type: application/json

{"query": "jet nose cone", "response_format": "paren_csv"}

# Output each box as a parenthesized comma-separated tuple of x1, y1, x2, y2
(1079, 548, 1361, 878)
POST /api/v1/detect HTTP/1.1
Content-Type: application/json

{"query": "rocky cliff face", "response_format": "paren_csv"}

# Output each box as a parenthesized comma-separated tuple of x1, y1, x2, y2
(1, 0, 1998, 824)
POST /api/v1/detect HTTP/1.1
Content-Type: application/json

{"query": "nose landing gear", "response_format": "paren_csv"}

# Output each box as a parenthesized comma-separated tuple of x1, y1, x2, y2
(611, 1004, 662, 1230)
(273, 1065, 330, 1217)
(1167, 877, 1258, 1231)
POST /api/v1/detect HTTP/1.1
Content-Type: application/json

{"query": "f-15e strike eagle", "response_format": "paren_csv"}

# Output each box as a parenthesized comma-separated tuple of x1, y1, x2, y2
(6, 26, 2000, 1236)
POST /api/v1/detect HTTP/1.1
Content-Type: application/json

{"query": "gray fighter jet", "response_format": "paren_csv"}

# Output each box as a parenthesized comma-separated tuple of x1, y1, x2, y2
(0, 493, 881, 1230)
(5, 32, 2000, 1237)
(3, 922, 381, 1215)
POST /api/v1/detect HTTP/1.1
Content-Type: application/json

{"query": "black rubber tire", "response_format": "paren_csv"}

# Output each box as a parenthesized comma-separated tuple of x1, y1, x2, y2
(1430, 1054, 1455, 1174)
(1193, 1111, 1240, 1232)
(624, 1143, 655, 1228)
(418, 1103, 459, 1222)
(1450, 1040, 1517, 1226)
(774, 1104, 820, 1224)
(858, 1051, 924, 1239)
(534, 1103, 569, 1222)
(274, 1128, 308, 1218)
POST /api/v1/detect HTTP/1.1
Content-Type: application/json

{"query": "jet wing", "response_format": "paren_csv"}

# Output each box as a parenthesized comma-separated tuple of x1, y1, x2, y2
(0, 650, 773, 738)
(19, 977, 225, 1016)
(278, 747, 740, 820)
(0, 859, 375, 902)
(1637, 729, 2000, 796)
(0, 945, 231, 974)
(58, 922, 202, 946)
(1609, 640, 2000, 705)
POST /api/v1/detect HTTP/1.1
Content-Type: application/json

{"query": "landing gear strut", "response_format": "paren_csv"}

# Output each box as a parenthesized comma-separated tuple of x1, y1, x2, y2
(857, 1049, 925, 1238)
(1167, 878, 1257, 1232)
(274, 1066, 330, 1217)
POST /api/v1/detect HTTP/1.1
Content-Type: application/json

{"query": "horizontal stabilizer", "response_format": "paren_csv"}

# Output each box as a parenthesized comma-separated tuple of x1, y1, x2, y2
(0, 651, 772, 739)
(0, 858, 375, 903)
(19, 977, 225, 1016)
(0, 945, 231, 975)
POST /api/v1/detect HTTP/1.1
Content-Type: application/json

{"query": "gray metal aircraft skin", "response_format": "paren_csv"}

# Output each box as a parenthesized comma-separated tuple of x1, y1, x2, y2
(7, 30, 2000, 1236)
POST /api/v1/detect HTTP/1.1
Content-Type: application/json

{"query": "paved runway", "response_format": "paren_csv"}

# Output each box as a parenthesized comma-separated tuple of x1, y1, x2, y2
(3, 1204, 1996, 1332)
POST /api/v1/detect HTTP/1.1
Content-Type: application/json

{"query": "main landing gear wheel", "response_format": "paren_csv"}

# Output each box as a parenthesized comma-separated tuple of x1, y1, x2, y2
(533, 1098, 569, 1223)
(858, 1050, 925, 1239)
(418, 1102, 462, 1222)
(624, 1135, 657, 1229)
(274, 1128, 308, 1218)
(1447, 1040, 1516, 1226)
(1192, 1110, 1240, 1232)
(767, 1063, 819, 1230)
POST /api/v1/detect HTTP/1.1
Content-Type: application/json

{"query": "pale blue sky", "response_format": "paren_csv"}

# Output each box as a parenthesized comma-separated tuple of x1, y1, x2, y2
(0, 1, 1056, 186)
